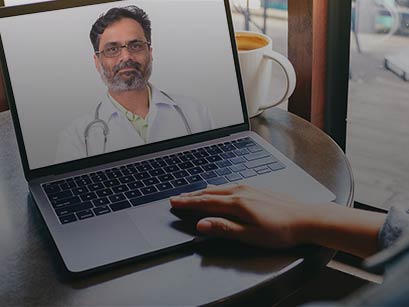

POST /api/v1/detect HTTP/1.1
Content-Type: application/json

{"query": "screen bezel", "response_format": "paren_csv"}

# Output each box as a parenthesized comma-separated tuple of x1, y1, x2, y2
(0, 0, 249, 181)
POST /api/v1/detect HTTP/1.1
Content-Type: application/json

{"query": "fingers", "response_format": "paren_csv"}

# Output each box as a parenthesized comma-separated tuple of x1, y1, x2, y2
(170, 194, 246, 219)
(196, 217, 251, 240)
(179, 183, 246, 198)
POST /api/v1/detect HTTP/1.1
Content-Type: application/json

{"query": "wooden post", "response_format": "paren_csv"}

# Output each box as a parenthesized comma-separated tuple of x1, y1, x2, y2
(288, 0, 328, 130)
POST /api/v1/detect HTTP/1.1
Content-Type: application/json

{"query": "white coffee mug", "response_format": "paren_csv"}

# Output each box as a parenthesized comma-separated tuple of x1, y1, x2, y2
(236, 31, 296, 117)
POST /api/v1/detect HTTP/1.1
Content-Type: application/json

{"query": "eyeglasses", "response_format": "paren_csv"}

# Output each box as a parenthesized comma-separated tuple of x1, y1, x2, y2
(96, 40, 151, 58)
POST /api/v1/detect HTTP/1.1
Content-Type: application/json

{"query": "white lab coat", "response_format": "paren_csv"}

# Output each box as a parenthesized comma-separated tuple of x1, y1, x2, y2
(55, 85, 214, 163)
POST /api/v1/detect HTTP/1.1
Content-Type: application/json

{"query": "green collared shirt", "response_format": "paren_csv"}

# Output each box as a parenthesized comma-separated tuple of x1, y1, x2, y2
(108, 87, 150, 143)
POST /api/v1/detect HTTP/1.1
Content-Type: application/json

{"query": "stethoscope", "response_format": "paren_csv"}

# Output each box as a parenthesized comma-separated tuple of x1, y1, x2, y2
(84, 91, 192, 157)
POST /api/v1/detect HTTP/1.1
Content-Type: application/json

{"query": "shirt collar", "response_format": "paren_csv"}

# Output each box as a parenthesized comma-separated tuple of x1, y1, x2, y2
(97, 83, 175, 122)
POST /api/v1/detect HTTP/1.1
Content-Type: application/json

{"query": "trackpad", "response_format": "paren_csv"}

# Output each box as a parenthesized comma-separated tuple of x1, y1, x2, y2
(127, 200, 196, 249)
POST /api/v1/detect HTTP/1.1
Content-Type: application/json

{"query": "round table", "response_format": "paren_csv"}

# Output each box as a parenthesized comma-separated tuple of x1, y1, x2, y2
(0, 108, 353, 306)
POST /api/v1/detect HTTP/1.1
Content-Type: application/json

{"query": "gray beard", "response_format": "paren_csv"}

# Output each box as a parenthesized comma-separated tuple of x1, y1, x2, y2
(99, 61, 152, 92)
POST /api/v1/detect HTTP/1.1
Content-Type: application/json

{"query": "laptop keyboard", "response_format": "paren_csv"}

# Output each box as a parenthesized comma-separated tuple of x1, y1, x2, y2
(42, 137, 285, 224)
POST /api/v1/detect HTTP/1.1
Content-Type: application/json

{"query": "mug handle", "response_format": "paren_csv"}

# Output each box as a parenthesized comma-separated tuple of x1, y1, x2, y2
(258, 49, 297, 111)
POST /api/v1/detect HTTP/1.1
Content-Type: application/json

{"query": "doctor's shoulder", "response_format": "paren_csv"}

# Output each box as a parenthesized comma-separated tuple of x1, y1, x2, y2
(54, 107, 97, 163)
(166, 92, 215, 131)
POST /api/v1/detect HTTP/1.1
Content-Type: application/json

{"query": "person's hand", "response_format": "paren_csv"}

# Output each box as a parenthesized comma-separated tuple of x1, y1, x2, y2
(170, 184, 321, 249)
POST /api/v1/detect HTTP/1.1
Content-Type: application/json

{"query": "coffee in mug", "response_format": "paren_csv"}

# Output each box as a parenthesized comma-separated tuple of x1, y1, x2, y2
(236, 34, 269, 51)
(235, 31, 296, 117)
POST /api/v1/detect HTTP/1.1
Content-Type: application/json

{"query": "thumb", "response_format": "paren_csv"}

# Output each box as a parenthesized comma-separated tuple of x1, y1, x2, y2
(196, 217, 246, 240)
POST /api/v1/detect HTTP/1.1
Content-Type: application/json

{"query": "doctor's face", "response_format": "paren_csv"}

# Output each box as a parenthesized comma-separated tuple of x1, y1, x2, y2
(94, 18, 153, 92)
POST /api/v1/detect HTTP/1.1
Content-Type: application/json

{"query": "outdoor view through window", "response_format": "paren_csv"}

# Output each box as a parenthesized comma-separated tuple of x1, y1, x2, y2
(231, 0, 409, 210)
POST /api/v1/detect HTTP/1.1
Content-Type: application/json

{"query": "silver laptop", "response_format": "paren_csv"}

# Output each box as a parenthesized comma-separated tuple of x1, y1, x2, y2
(0, 0, 335, 274)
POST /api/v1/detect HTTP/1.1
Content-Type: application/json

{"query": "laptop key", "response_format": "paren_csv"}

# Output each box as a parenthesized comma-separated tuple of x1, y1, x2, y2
(143, 177, 159, 186)
(226, 173, 243, 182)
(149, 169, 165, 177)
(221, 152, 236, 159)
(240, 169, 257, 178)
(52, 196, 81, 208)
(55, 201, 93, 216)
(206, 177, 228, 185)
(216, 167, 232, 176)
(230, 156, 246, 165)
(107, 171, 123, 179)
(206, 147, 223, 155)
(233, 148, 249, 156)
(125, 190, 142, 198)
(43, 184, 61, 194)
(244, 151, 271, 161)
(59, 214, 77, 224)
(119, 175, 135, 184)
(127, 181, 144, 189)
(104, 179, 120, 188)
(75, 178, 92, 187)
(156, 182, 173, 191)
(248, 145, 264, 153)
(80, 192, 98, 201)
(179, 153, 195, 161)
(136, 164, 153, 172)
(130, 181, 207, 207)
(90, 174, 108, 183)
(122, 167, 138, 175)
(48, 190, 73, 201)
(201, 171, 217, 180)
(109, 194, 126, 203)
(229, 164, 247, 173)
(268, 162, 286, 171)
(92, 197, 110, 207)
(109, 200, 132, 212)
(192, 158, 208, 166)
(134, 172, 150, 180)
(72, 186, 89, 195)
(141, 186, 159, 195)
(164, 157, 182, 165)
(93, 206, 111, 216)
(202, 163, 218, 171)
(112, 185, 129, 193)
(76, 209, 94, 220)
(187, 167, 204, 175)
(187, 175, 203, 183)
(172, 170, 189, 178)
(206, 155, 222, 163)
(158, 173, 175, 183)
(151, 160, 167, 168)
(254, 166, 271, 175)
(216, 160, 232, 168)
(60, 182, 77, 190)
(171, 178, 189, 187)
(88, 183, 105, 191)
(244, 156, 278, 169)
(96, 188, 113, 197)
(92, 206, 111, 215)
(178, 161, 194, 169)
(164, 165, 180, 173)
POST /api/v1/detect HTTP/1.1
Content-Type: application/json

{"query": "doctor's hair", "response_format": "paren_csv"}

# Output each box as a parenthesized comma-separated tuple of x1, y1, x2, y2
(90, 5, 152, 52)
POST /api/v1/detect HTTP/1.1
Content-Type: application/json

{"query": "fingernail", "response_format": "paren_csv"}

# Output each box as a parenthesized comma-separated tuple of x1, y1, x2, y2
(197, 220, 212, 232)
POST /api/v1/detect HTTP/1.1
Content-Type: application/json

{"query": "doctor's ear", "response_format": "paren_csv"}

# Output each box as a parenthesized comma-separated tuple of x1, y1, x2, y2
(93, 54, 101, 70)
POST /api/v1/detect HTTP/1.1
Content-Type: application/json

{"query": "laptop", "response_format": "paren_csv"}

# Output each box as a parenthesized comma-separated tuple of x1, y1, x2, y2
(0, 0, 335, 274)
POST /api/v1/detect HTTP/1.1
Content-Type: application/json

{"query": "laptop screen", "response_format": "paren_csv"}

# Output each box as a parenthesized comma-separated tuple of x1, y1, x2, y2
(0, 0, 245, 170)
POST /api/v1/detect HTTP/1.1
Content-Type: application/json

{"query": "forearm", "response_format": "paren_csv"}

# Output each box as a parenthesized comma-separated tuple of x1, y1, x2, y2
(301, 204, 387, 258)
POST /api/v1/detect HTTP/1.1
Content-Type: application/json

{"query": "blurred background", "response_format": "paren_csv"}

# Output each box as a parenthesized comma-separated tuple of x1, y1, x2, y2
(231, 0, 409, 211)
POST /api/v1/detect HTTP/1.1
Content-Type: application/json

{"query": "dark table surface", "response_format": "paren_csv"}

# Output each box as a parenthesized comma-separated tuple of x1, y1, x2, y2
(0, 108, 353, 306)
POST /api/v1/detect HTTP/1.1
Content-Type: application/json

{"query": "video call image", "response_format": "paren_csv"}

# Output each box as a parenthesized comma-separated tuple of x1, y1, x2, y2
(0, 0, 244, 169)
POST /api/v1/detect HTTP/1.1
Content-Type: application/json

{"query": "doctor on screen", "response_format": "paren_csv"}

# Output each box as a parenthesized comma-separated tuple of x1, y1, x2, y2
(55, 5, 214, 163)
